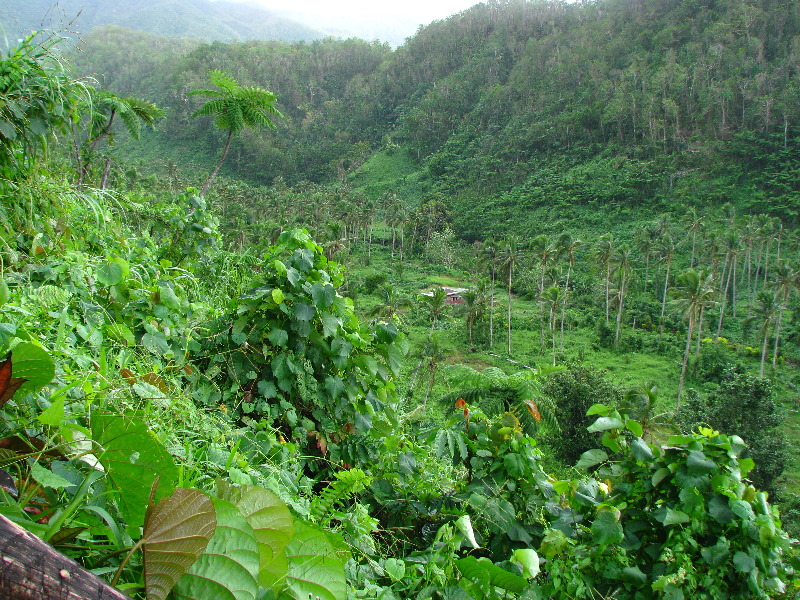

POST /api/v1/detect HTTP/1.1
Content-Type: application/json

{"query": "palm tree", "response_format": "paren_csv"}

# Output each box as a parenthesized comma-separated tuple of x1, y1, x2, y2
(407, 334, 449, 411)
(76, 87, 163, 187)
(541, 285, 562, 365)
(682, 208, 705, 269)
(767, 260, 799, 370)
(621, 382, 671, 441)
(420, 288, 448, 332)
(556, 233, 582, 351)
(674, 268, 716, 407)
(633, 224, 656, 294)
(369, 285, 412, 323)
(479, 241, 500, 348)
(657, 233, 677, 343)
(613, 244, 633, 346)
(438, 364, 560, 435)
(593, 234, 616, 326)
(498, 237, 524, 354)
(715, 230, 739, 339)
(462, 284, 487, 346)
(745, 291, 779, 378)
(189, 70, 283, 195)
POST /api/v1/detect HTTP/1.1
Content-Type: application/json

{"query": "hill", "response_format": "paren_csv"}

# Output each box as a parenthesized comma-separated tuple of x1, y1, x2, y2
(67, 0, 800, 241)
(0, 0, 322, 43)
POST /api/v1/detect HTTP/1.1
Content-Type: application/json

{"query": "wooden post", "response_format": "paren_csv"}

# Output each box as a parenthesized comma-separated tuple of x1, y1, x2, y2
(0, 514, 130, 599)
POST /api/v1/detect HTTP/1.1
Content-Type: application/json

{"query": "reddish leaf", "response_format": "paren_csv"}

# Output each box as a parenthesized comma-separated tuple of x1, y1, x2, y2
(525, 400, 542, 423)
(0, 353, 27, 408)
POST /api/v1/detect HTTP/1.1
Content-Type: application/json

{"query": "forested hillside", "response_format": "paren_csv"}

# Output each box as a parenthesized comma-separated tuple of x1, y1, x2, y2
(0, 0, 322, 43)
(72, 0, 800, 237)
(2, 1, 800, 598)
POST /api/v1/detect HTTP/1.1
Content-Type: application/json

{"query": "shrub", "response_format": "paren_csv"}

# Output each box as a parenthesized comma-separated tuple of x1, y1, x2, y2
(677, 369, 788, 494)
(542, 365, 623, 465)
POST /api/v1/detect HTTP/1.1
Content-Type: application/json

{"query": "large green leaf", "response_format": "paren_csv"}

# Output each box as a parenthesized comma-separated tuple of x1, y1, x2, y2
(91, 413, 178, 531)
(587, 416, 625, 433)
(11, 342, 55, 395)
(456, 556, 527, 594)
(172, 497, 259, 600)
(278, 521, 349, 600)
(216, 481, 294, 586)
(576, 449, 608, 469)
(591, 507, 624, 545)
(97, 261, 124, 286)
(143, 488, 216, 600)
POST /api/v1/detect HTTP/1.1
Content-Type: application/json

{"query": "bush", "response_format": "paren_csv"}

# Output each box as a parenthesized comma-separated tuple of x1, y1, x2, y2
(542, 365, 623, 465)
(677, 369, 788, 494)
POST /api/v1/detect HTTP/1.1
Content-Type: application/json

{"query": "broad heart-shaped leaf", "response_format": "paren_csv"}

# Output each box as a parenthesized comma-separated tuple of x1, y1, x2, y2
(143, 488, 216, 600)
(310, 283, 335, 308)
(686, 451, 717, 475)
(216, 481, 294, 587)
(278, 521, 349, 600)
(630, 437, 653, 462)
(172, 497, 259, 600)
(456, 556, 527, 594)
(97, 261, 124, 286)
(10, 343, 55, 396)
(591, 508, 624, 545)
(576, 448, 608, 469)
(91, 413, 178, 532)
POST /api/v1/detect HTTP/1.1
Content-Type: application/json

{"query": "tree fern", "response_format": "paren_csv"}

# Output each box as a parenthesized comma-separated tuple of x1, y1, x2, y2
(438, 364, 561, 435)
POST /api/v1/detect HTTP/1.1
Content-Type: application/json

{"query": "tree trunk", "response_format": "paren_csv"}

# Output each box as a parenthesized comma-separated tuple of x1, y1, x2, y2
(201, 129, 234, 196)
(760, 325, 769, 378)
(100, 157, 112, 190)
(716, 256, 732, 340)
(489, 267, 495, 348)
(560, 260, 573, 352)
(677, 311, 694, 408)
(772, 304, 784, 371)
(0, 514, 130, 600)
(615, 269, 627, 345)
(693, 306, 705, 377)
(658, 259, 672, 343)
(507, 267, 513, 355)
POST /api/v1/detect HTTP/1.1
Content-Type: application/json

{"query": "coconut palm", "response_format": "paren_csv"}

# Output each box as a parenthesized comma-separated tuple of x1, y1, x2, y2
(189, 70, 283, 195)
(613, 244, 633, 346)
(657, 233, 677, 343)
(674, 268, 717, 407)
(682, 207, 705, 269)
(556, 233, 582, 351)
(498, 236, 525, 354)
(593, 234, 617, 326)
(369, 285, 412, 323)
(420, 287, 448, 331)
(462, 284, 487, 346)
(541, 285, 562, 365)
(745, 291, 780, 378)
(479, 240, 500, 348)
(715, 229, 740, 339)
(767, 260, 799, 370)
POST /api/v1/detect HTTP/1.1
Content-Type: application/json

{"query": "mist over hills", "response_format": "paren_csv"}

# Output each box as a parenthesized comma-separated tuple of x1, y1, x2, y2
(0, 0, 322, 43)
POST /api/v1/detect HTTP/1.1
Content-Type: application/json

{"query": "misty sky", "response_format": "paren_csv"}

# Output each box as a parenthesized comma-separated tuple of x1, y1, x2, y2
(254, 0, 479, 22)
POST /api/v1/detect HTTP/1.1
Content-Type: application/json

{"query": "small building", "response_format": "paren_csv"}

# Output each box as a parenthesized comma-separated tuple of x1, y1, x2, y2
(421, 287, 468, 305)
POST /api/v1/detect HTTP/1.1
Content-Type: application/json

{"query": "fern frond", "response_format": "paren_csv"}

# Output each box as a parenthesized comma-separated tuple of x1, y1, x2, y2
(310, 468, 372, 524)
